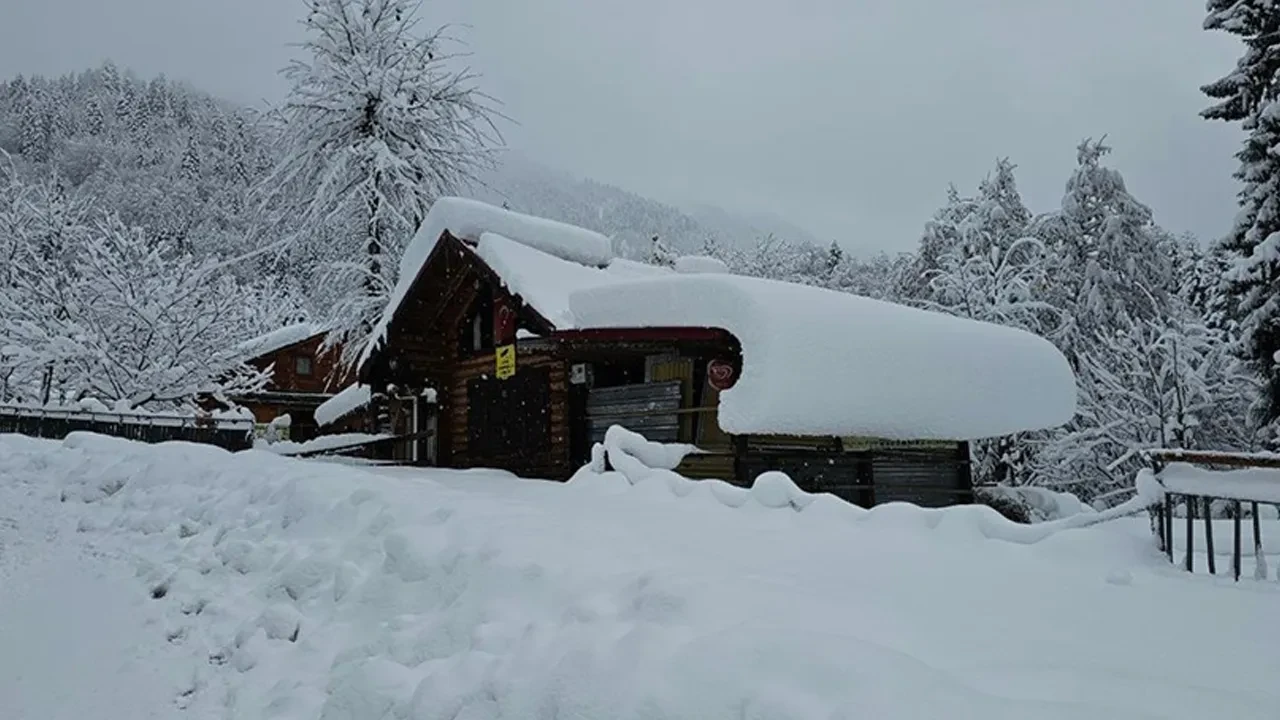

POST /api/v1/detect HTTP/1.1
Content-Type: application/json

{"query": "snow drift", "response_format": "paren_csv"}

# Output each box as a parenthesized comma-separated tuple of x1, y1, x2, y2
(2, 433, 1278, 719)
(570, 274, 1078, 439)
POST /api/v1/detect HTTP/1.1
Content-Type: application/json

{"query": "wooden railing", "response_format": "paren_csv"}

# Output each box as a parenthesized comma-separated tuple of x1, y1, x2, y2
(1144, 449, 1278, 582)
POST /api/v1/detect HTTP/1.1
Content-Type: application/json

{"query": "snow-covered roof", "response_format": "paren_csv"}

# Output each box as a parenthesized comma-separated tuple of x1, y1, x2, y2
(568, 274, 1077, 440)
(363, 197, 616, 367)
(237, 322, 326, 360)
(475, 232, 670, 329)
(315, 384, 372, 427)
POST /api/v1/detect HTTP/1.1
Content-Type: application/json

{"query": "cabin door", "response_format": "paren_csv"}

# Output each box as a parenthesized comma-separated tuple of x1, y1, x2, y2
(400, 395, 438, 466)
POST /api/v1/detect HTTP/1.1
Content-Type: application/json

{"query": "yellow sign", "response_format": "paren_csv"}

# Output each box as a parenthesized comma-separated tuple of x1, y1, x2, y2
(495, 344, 516, 380)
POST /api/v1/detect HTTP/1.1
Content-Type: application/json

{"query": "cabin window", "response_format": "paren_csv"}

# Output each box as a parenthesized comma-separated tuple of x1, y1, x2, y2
(295, 355, 313, 376)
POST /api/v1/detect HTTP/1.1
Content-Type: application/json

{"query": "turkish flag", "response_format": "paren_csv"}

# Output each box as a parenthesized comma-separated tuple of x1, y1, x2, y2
(494, 294, 517, 345)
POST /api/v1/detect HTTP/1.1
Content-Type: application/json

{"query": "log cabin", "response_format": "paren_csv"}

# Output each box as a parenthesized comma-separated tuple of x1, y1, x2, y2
(348, 198, 1078, 508)
(230, 324, 354, 442)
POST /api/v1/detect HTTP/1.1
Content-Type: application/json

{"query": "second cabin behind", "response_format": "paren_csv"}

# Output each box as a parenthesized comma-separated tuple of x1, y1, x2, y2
(338, 198, 1077, 508)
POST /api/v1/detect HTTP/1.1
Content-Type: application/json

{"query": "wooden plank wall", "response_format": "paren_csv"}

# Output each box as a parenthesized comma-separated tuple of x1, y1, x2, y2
(252, 334, 350, 394)
(447, 350, 572, 479)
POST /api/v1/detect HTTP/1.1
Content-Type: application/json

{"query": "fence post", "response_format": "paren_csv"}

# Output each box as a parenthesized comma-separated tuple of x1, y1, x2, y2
(1203, 496, 1215, 575)
(1252, 502, 1266, 581)
(1233, 500, 1242, 583)
(1184, 495, 1194, 573)
(1164, 494, 1174, 563)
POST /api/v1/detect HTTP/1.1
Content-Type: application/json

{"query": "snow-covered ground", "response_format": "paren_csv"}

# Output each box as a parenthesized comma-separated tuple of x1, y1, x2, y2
(1, 433, 1278, 719)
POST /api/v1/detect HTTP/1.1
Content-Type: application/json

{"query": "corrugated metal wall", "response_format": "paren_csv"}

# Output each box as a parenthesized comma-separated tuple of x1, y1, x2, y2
(586, 380, 683, 444)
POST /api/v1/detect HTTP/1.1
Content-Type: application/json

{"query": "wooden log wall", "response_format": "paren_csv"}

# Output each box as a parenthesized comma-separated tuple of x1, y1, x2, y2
(447, 349, 572, 480)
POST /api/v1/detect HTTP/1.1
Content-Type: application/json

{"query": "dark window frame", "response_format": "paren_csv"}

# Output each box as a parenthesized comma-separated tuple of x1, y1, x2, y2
(295, 354, 314, 376)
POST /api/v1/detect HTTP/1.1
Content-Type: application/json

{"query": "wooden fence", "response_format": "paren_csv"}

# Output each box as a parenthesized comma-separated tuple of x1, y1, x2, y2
(0, 404, 254, 452)
(1145, 449, 1278, 582)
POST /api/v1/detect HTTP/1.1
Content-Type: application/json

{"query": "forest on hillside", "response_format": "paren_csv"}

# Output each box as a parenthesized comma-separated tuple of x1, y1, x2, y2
(2, 0, 1278, 507)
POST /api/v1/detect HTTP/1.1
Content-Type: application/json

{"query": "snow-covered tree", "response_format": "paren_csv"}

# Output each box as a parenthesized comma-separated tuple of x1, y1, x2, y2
(1035, 310, 1255, 502)
(923, 236, 1061, 337)
(905, 159, 1033, 302)
(1029, 138, 1176, 364)
(258, 0, 502, 367)
(649, 234, 677, 267)
(1202, 0, 1280, 440)
(921, 235, 1064, 487)
(0, 211, 270, 409)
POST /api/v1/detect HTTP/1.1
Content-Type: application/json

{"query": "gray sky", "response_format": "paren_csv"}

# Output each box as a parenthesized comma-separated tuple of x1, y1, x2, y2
(0, 0, 1247, 253)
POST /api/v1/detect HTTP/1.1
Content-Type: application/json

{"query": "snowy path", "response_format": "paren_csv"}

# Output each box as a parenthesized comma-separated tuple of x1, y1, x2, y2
(2, 434, 1279, 719)
(0, 460, 213, 720)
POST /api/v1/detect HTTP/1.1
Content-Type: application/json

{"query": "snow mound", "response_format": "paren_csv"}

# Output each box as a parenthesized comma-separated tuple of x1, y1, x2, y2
(5, 434, 1279, 719)
(570, 274, 1077, 439)
(674, 255, 730, 274)
(315, 384, 371, 427)
(580, 431, 1157, 543)
(266, 432, 392, 456)
(981, 485, 1098, 522)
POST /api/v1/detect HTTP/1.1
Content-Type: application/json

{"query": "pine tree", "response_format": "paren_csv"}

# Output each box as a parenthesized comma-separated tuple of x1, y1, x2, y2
(649, 234, 677, 267)
(257, 0, 502, 367)
(1029, 138, 1174, 364)
(18, 82, 52, 163)
(1202, 1, 1280, 438)
(84, 97, 105, 137)
(825, 240, 844, 274)
(180, 133, 200, 180)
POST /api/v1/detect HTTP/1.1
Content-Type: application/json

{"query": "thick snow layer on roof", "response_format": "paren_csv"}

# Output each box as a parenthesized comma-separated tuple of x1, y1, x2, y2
(236, 322, 325, 359)
(363, 198, 614, 366)
(570, 274, 1077, 439)
(314, 383, 371, 427)
(474, 233, 673, 329)
(1159, 463, 1280, 503)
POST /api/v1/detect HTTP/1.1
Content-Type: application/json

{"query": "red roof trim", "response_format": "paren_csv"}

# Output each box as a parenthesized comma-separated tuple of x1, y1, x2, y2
(550, 326, 737, 344)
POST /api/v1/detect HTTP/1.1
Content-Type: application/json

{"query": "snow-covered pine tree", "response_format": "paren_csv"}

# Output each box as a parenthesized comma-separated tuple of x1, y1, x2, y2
(649, 234, 677, 267)
(1202, 0, 1280, 440)
(903, 184, 972, 300)
(258, 0, 502, 367)
(905, 159, 1033, 303)
(1029, 138, 1175, 366)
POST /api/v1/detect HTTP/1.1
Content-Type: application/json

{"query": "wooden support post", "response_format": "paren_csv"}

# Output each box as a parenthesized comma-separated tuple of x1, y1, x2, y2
(1233, 500, 1242, 583)
(1185, 495, 1194, 573)
(1203, 497, 1216, 575)
(1165, 495, 1174, 563)
(1252, 502, 1265, 581)
(1155, 504, 1166, 553)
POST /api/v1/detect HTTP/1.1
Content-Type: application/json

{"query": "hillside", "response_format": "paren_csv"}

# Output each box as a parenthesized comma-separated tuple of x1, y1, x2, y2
(0, 65, 829, 266)
(471, 153, 825, 257)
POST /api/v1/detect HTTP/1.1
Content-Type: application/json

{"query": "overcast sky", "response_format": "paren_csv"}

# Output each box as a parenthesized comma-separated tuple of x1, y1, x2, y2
(0, 0, 1247, 253)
